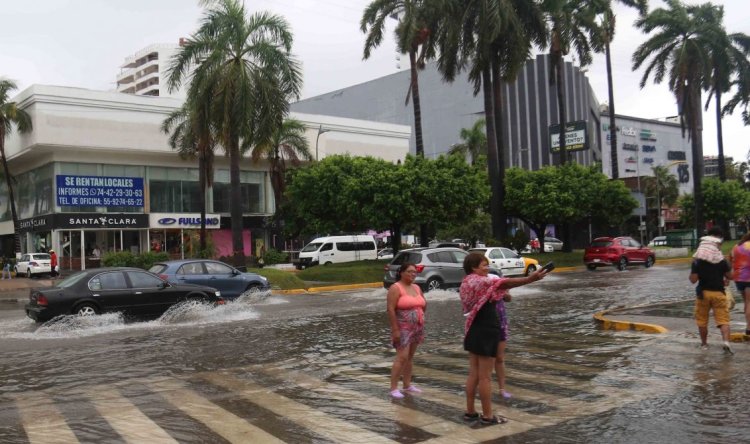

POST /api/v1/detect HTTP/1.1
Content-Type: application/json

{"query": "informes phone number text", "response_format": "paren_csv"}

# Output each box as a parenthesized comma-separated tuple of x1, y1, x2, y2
(56, 175, 145, 207)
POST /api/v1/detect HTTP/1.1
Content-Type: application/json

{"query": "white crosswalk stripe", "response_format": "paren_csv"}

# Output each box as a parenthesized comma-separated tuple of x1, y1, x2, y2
(89, 387, 178, 444)
(12, 393, 80, 444)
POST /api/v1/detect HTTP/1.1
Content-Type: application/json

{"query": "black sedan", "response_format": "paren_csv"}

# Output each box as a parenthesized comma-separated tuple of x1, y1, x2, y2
(25, 267, 225, 322)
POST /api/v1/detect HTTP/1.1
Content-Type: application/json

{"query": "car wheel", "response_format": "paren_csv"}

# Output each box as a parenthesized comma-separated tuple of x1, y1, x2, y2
(586, 264, 597, 271)
(525, 264, 537, 276)
(26, 269, 32, 279)
(324, 261, 332, 266)
(74, 303, 99, 317)
(616, 257, 627, 271)
(425, 277, 442, 292)
(645, 256, 655, 268)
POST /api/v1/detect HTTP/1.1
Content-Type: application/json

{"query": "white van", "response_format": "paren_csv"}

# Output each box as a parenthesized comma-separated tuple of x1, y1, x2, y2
(295, 235, 377, 269)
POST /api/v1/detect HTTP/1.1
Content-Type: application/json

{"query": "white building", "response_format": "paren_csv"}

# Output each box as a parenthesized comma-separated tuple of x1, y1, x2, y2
(116, 42, 184, 98)
(1, 85, 410, 270)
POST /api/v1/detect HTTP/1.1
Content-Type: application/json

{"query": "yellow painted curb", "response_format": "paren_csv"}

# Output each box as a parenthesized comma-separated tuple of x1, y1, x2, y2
(272, 282, 382, 295)
(593, 308, 669, 334)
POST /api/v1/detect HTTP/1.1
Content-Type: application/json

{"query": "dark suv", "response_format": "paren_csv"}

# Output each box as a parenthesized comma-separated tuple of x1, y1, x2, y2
(383, 247, 500, 292)
(583, 236, 655, 271)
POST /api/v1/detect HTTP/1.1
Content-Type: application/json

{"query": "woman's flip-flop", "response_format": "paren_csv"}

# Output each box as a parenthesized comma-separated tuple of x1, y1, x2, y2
(480, 415, 509, 425)
(463, 412, 480, 421)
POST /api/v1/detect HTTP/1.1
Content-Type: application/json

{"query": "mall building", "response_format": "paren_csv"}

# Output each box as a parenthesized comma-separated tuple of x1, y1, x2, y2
(1, 85, 410, 271)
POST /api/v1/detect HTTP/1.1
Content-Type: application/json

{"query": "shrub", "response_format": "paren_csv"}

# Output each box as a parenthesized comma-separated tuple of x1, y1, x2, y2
(263, 249, 288, 265)
(101, 251, 169, 269)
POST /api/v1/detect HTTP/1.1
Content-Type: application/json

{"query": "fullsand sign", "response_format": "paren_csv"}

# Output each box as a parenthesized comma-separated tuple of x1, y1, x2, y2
(549, 121, 588, 152)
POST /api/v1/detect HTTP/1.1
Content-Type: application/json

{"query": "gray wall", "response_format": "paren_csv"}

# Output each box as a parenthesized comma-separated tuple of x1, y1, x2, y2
(293, 54, 601, 170)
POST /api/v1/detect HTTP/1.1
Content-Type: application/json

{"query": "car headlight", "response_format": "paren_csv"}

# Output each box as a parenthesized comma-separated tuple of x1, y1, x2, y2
(260, 276, 268, 283)
(215, 291, 221, 297)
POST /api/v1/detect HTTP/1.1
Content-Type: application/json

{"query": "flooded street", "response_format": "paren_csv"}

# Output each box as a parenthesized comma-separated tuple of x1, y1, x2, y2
(1, 262, 748, 442)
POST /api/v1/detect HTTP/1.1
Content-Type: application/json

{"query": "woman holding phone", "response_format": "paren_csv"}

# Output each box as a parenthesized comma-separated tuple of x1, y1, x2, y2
(386, 262, 426, 398)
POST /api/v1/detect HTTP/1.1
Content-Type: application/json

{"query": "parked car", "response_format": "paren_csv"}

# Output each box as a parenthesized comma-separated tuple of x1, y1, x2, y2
(149, 259, 270, 299)
(377, 248, 394, 260)
(521, 243, 554, 253)
(648, 236, 667, 247)
(24, 267, 225, 323)
(383, 247, 501, 292)
(583, 236, 655, 271)
(15, 253, 52, 278)
(544, 237, 564, 251)
(469, 247, 539, 276)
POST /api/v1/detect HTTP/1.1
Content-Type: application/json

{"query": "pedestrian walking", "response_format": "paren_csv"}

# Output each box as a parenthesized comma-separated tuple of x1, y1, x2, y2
(729, 231, 750, 337)
(690, 227, 734, 354)
(460, 252, 547, 425)
(49, 249, 58, 279)
(1, 257, 11, 280)
(386, 262, 426, 399)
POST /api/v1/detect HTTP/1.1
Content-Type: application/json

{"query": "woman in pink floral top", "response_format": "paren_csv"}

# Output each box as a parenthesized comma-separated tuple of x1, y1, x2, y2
(730, 232, 750, 335)
(460, 252, 548, 425)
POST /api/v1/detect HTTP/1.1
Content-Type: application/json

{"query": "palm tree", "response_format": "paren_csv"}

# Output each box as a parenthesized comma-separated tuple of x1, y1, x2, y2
(449, 118, 487, 165)
(251, 118, 312, 215)
(633, 0, 715, 236)
(0, 79, 32, 254)
(541, 0, 599, 165)
(593, 0, 648, 180)
(435, 0, 546, 240)
(167, 0, 302, 265)
(644, 165, 679, 236)
(161, 102, 216, 253)
(361, 0, 440, 247)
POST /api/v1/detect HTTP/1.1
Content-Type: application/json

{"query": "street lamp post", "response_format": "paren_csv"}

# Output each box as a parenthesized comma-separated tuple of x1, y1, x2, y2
(315, 125, 330, 161)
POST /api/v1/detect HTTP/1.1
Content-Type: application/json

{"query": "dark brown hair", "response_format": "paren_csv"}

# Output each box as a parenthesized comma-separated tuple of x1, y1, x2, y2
(738, 231, 750, 245)
(463, 252, 488, 274)
(397, 262, 417, 280)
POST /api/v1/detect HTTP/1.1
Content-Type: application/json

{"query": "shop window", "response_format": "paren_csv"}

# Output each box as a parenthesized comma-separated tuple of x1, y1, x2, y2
(212, 182, 262, 213)
(16, 164, 54, 218)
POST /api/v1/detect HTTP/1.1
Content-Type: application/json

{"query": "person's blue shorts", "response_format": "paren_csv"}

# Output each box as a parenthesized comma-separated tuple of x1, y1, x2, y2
(735, 281, 750, 293)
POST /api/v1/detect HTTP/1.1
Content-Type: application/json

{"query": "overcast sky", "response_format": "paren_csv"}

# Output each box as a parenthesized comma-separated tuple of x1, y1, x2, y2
(1, 0, 747, 161)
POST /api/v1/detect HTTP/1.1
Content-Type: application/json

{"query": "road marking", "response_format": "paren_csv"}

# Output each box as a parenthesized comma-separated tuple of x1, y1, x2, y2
(253, 363, 465, 436)
(147, 379, 285, 444)
(89, 387, 178, 444)
(12, 394, 80, 444)
(200, 371, 399, 443)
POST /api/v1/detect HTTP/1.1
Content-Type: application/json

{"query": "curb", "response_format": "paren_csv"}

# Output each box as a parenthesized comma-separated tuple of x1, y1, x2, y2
(273, 282, 382, 295)
(593, 309, 669, 334)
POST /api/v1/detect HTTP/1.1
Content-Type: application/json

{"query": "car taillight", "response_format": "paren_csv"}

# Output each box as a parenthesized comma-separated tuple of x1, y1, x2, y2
(159, 274, 169, 280)
(29, 261, 39, 267)
(36, 294, 48, 306)
(415, 265, 425, 273)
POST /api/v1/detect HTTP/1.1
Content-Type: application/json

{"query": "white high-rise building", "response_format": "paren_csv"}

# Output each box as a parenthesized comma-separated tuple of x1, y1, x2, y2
(116, 41, 185, 98)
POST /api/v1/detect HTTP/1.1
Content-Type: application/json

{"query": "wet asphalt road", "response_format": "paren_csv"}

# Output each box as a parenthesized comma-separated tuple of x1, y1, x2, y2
(0, 261, 748, 443)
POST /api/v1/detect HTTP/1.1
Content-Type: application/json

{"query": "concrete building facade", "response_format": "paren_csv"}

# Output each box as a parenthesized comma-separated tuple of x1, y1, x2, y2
(116, 43, 184, 98)
(292, 54, 602, 170)
(2, 85, 410, 270)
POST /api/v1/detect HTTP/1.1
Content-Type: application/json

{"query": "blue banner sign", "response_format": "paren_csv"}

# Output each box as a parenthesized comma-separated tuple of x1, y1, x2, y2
(56, 175, 144, 207)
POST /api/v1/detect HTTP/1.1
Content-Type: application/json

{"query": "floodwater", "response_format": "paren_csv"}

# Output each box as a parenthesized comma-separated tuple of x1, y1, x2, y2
(0, 262, 748, 443)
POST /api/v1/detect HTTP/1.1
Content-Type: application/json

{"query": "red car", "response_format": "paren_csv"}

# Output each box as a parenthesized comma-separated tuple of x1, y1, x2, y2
(583, 236, 655, 271)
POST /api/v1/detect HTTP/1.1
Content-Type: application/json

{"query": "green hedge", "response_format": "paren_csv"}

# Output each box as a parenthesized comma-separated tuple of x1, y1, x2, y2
(101, 251, 170, 270)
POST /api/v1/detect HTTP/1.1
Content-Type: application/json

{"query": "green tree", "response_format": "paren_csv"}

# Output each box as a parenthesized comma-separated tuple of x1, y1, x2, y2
(284, 154, 489, 252)
(593, 0, 648, 180)
(541, 0, 599, 164)
(448, 118, 487, 166)
(0, 79, 32, 253)
(643, 165, 679, 236)
(161, 101, 216, 252)
(633, 0, 716, 237)
(436, 211, 490, 248)
(678, 178, 750, 228)
(504, 164, 636, 252)
(167, 0, 302, 265)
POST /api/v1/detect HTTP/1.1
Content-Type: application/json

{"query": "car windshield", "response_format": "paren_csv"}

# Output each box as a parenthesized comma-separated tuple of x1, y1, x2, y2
(54, 271, 90, 288)
(32, 254, 51, 260)
(591, 240, 612, 247)
(301, 242, 323, 253)
(149, 264, 167, 274)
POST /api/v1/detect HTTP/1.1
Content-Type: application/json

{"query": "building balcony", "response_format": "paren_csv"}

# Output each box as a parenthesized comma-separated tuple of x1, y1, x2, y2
(134, 71, 159, 85)
(117, 70, 135, 84)
(137, 83, 161, 96)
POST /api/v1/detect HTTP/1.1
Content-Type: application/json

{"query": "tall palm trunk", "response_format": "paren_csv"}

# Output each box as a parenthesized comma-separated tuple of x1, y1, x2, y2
(0, 134, 20, 253)
(554, 53, 567, 165)
(482, 67, 502, 240)
(691, 87, 705, 238)
(715, 88, 726, 182)
(491, 58, 507, 238)
(198, 150, 207, 253)
(409, 47, 429, 247)
(605, 34, 618, 180)
(229, 135, 245, 266)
